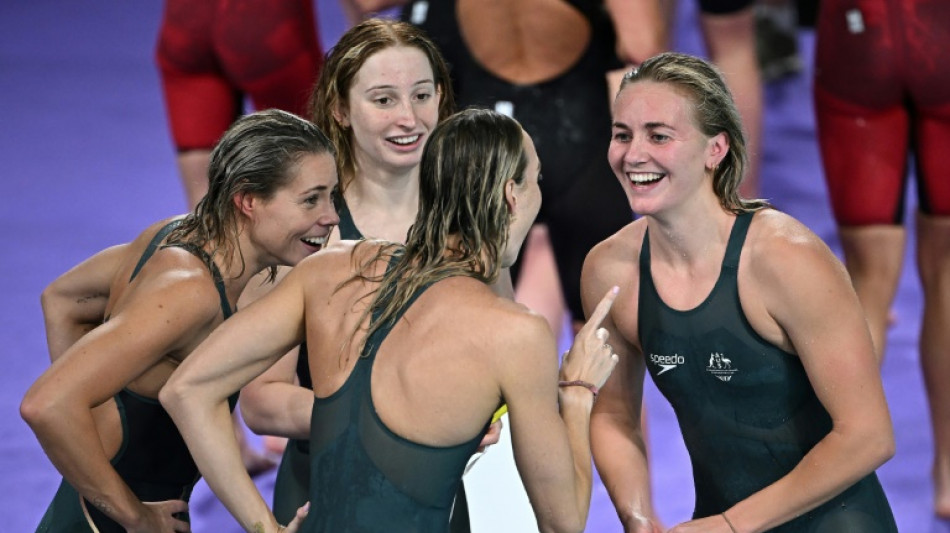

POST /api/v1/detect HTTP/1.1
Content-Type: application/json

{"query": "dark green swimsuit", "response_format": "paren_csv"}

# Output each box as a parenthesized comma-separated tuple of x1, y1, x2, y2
(36, 221, 237, 533)
(273, 197, 473, 531)
(638, 212, 897, 532)
(272, 195, 363, 523)
(300, 272, 486, 532)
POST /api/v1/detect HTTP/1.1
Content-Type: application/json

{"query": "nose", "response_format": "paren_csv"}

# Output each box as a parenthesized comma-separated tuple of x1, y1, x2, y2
(319, 201, 340, 227)
(394, 99, 418, 129)
(623, 136, 648, 166)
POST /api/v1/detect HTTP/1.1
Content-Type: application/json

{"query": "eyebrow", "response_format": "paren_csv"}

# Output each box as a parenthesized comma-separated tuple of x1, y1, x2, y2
(299, 184, 332, 195)
(611, 120, 674, 130)
(364, 79, 435, 93)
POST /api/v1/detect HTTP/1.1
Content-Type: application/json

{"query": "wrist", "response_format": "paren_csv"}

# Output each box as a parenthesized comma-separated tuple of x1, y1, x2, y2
(558, 380, 599, 398)
(721, 511, 738, 533)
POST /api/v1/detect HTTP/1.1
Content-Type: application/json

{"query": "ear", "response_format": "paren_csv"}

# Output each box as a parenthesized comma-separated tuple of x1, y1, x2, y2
(234, 192, 257, 218)
(504, 179, 518, 216)
(705, 132, 730, 171)
(331, 102, 349, 129)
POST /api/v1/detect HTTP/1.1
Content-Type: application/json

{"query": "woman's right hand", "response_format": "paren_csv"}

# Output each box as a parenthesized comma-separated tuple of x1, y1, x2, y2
(129, 499, 190, 532)
(560, 286, 620, 391)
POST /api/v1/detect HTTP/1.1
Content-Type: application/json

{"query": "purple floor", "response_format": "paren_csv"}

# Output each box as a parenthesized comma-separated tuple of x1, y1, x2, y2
(0, 2, 941, 531)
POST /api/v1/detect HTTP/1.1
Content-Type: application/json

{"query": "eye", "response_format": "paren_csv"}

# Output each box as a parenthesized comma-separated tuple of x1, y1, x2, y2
(611, 131, 631, 142)
(414, 91, 432, 102)
(650, 133, 670, 143)
(374, 96, 393, 106)
(304, 193, 321, 206)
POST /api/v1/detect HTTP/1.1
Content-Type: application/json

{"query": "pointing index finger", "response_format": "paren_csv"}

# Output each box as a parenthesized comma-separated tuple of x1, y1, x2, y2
(587, 286, 619, 330)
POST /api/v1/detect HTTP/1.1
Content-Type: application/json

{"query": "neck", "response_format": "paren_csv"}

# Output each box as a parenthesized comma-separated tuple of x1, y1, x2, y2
(646, 199, 733, 268)
(344, 166, 420, 243)
(220, 232, 273, 306)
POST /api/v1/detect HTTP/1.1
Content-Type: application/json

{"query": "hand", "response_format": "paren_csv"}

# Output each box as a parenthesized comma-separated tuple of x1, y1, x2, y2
(561, 286, 620, 390)
(282, 502, 311, 533)
(477, 419, 503, 453)
(128, 499, 190, 533)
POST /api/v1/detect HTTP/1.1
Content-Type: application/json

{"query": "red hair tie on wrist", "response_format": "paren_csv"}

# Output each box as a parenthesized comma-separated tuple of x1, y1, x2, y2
(558, 380, 599, 397)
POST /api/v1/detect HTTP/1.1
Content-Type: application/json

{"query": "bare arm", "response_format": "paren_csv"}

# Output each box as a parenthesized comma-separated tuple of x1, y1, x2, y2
(240, 346, 313, 440)
(605, 0, 668, 66)
(604, 0, 668, 103)
(21, 268, 215, 531)
(238, 268, 313, 440)
(162, 263, 311, 533)
(581, 243, 661, 533)
(671, 217, 896, 533)
(41, 244, 127, 361)
(503, 288, 619, 533)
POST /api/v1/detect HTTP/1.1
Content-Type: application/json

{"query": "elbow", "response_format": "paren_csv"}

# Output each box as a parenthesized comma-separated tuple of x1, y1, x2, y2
(157, 377, 187, 421)
(39, 284, 55, 315)
(873, 429, 896, 466)
(21, 386, 60, 435)
(842, 421, 896, 471)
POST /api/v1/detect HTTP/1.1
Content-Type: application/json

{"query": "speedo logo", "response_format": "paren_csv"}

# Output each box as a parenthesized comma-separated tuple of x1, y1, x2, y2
(648, 353, 685, 375)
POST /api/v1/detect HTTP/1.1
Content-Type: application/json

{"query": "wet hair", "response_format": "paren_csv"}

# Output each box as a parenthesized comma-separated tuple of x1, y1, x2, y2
(167, 109, 335, 281)
(309, 18, 455, 192)
(350, 108, 527, 353)
(619, 52, 769, 213)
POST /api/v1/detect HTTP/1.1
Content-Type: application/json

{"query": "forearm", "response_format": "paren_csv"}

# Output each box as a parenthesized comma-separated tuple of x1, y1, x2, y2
(590, 413, 655, 530)
(163, 390, 280, 532)
(241, 382, 314, 440)
(558, 388, 596, 524)
(726, 427, 894, 532)
(24, 402, 144, 527)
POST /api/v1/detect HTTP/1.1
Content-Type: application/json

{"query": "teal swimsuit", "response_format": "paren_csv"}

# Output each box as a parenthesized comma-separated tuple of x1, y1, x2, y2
(299, 267, 486, 532)
(36, 221, 237, 532)
(638, 212, 897, 532)
(274, 198, 474, 531)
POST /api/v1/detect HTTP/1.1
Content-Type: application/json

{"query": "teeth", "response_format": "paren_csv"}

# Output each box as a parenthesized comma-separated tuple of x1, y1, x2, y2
(302, 236, 327, 247)
(628, 172, 664, 184)
(390, 135, 420, 145)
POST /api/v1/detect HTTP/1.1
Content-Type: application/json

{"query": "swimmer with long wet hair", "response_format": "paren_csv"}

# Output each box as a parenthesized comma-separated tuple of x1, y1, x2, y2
(163, 108, 620, 533)
(22, 109, 339, 533)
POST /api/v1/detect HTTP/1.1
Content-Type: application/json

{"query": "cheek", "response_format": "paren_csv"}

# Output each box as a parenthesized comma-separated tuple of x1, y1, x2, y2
(418, 105, 440, 128)
(606, 145, 625, 172)
(351, 107, 388, 137)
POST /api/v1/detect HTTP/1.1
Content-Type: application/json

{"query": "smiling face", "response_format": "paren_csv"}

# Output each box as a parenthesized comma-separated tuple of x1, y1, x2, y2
(338, 46, 441, 177)
(247, 152, 340, 267)
(608, 81, 727, 217)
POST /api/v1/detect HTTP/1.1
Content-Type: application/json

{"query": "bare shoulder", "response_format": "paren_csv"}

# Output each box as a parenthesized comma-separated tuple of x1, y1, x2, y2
(434, 277, 556, 360)
(582, 219, 645, 308)
(586, 219, 645, 268)
(743, 210, 853, 327)
(125, 245, 225, 320)
(745, 209, 843, 278)
(299, 239, 387, 269)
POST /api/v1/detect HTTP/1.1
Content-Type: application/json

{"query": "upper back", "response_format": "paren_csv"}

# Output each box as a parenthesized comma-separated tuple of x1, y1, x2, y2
(301, 241, 543, 446)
